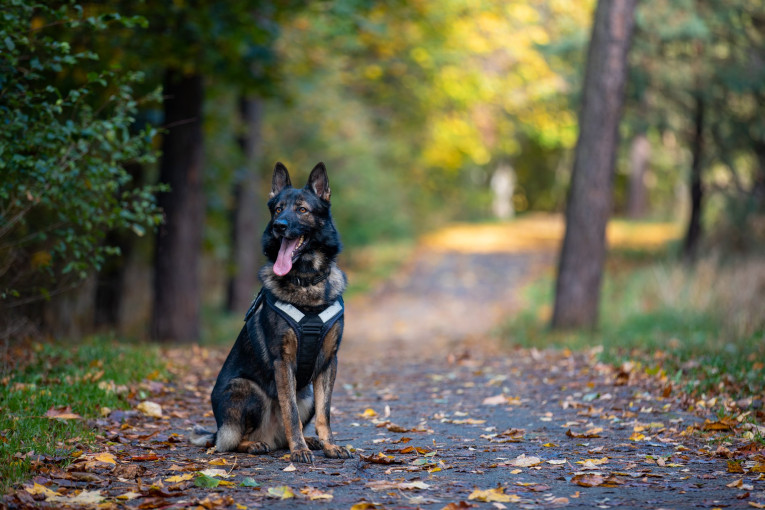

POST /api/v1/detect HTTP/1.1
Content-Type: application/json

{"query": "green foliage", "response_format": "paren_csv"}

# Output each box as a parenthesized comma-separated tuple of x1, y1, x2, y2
(625, 0, 765, 226)
(501, 248, 765, 396)
(0, 337, 168, 492)
(0, 1, 163, 305)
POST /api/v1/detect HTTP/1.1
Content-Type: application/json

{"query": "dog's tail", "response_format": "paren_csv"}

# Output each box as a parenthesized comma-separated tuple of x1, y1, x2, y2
(190, 425, 217, 447)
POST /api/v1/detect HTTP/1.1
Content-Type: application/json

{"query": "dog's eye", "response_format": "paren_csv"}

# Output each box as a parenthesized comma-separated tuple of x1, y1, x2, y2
(275, 207, 282, 214)
(298, 207, 308, 214)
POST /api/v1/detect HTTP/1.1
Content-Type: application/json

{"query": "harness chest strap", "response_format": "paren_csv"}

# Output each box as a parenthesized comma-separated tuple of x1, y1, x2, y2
(244, 289, 344, 387)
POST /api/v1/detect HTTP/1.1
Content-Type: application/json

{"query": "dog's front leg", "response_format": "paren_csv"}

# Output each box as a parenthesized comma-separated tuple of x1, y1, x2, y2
(313, 323, 353, 459)
(274, 330, 313, 463)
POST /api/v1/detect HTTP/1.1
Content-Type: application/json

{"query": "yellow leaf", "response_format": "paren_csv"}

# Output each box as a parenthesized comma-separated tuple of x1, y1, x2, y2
(25, 483, 61, 498)
(350, 503, 383, 510)
(165, 473, 194, 483)
(629, 432, 646, 441)
(93, 452, 117, 465)
(468, 487, 520, 503)
(575, 457, 609, 466)
(267, 486, 295, 499)
(359, 408, 377, 418)
(208, 457, 228, 466)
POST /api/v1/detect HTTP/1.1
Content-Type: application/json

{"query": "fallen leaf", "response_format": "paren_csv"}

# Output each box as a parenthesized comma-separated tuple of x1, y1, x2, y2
(195, 474, 221, 488)
(44, 406, 82, 421)
(468, 487, 519, 503)
(301, 487, 334, 500)
(116, 491, 141, 501)
(359, 408, 378, 418)
(546, 459, 567, 465)
(165, 473, 194, 483)
(360, 452, 403, 465)
(47, 490, 104, 505)
(350, 503, 383, 510)
(136, 401, 163, 418)
(25, 483, 61, 498)
(728, 461, 745, 473)
(92, 452, 117, 465)
(208, 457, 228, 466)
(441, 502, 476, 510)
(629, 432, 646, 441)
(199, 468, 232, 478)
(267, 485, 295, 499)
(367, 480, 430, 491)
(575, 457, 609, 469)
(572, 474, 605, 487)
(283, 463, 297, 472)
(240, 477, 260, 487)
(509, 454, 542, 467)
(482, 394, 510, 406)
(566, 428, 602, 439)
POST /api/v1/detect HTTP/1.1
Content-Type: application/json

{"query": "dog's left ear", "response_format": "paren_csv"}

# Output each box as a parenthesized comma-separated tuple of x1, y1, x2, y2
(306, 162, 331, 202)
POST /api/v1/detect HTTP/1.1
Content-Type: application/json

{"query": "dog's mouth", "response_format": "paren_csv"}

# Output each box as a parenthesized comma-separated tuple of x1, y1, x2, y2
(273, 234, 306, 276)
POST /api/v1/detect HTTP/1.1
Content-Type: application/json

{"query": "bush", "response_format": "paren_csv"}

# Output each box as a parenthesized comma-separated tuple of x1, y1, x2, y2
(0, 2, 162, 310)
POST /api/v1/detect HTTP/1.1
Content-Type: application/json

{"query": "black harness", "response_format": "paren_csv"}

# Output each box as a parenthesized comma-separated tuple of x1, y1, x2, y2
(244, 288, 344, 388)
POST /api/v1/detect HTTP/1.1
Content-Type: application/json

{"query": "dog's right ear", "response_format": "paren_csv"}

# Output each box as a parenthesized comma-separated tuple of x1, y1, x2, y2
(270, 162, 292, 198)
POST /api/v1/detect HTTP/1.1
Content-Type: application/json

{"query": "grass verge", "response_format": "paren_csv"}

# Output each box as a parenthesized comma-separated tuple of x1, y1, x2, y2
(500, 249, 765, 398)
(0, 337, 168, 493)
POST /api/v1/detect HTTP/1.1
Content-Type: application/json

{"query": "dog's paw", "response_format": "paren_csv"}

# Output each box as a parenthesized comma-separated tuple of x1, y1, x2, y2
(244, 441, 271, 454)
(290, 448, 314, 464)
(323, 444, 353, 459)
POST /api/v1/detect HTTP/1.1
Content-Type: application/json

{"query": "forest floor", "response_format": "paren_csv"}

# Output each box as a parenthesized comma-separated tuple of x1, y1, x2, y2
(5, 217, 765, 509)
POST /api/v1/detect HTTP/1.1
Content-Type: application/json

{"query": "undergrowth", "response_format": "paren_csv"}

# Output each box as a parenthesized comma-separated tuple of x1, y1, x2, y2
(0, 337, 168, 493)
(501, 249, 765, 398)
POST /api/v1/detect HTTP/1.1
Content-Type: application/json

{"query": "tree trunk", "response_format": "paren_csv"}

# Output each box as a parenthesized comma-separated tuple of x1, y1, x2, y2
(552, 0, 638, 330)
(682, 94, 704, 261)
(152, 70, 205, 343)
(627, 132, 650, 218)
(226, 97, 264, 314)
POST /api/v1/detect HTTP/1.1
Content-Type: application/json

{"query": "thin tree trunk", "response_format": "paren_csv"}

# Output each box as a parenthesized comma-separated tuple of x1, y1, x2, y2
(627, 132, 650, 218)
(226, 97, 264, 313)
(682, 94, 704, 261)
(552, 0, 638, 330)
(152, 70, 205, 343)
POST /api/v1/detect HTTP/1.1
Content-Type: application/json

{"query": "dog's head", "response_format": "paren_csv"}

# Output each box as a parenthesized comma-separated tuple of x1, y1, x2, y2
(262, 162, 341, 276)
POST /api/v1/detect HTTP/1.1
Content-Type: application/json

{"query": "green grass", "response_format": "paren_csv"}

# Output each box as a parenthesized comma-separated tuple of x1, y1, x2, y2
(0, 337, 168, 492)
(500, 249, 765, 398)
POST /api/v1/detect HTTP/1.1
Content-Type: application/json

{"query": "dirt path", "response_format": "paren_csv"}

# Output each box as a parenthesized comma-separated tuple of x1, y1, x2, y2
(7, 220, 764, 509)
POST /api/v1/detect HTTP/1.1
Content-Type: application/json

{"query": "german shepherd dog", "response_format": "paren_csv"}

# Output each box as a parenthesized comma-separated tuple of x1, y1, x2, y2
(191, 162, 352, 463)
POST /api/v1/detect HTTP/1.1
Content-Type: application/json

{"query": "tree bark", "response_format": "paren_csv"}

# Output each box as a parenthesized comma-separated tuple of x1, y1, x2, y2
(682, 93, 705, 261)
(627, 132, 650, 218)
(152, 70, 205, 343)
(226, 97, 264, 314)
(552, 0, 638, 330)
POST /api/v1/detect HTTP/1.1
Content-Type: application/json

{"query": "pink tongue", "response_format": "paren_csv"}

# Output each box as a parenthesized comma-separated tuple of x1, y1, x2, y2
(273, 237, 300, 276)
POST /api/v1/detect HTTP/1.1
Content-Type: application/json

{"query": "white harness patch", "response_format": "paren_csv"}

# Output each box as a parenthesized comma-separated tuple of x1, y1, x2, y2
(273, 300, 343, 324)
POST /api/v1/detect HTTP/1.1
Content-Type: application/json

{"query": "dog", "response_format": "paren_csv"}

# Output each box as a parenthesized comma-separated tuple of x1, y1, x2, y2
(191, 162, 352, 463)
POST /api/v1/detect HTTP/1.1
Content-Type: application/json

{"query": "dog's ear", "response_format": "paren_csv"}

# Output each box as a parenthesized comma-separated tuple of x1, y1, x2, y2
(270, 162, 292, 198)
(306, 162, 331, 202)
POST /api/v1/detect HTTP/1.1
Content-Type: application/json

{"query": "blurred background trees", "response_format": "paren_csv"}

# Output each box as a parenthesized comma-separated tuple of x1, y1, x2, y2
(2, 0, 764, 343)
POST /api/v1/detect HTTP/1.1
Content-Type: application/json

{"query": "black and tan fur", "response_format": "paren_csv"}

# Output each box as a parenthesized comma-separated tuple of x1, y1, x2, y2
(191, 162, 352, 463)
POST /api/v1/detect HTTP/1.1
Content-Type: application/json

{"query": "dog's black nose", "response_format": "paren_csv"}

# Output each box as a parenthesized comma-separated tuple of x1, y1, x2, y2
(273, 219, 288, 235)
